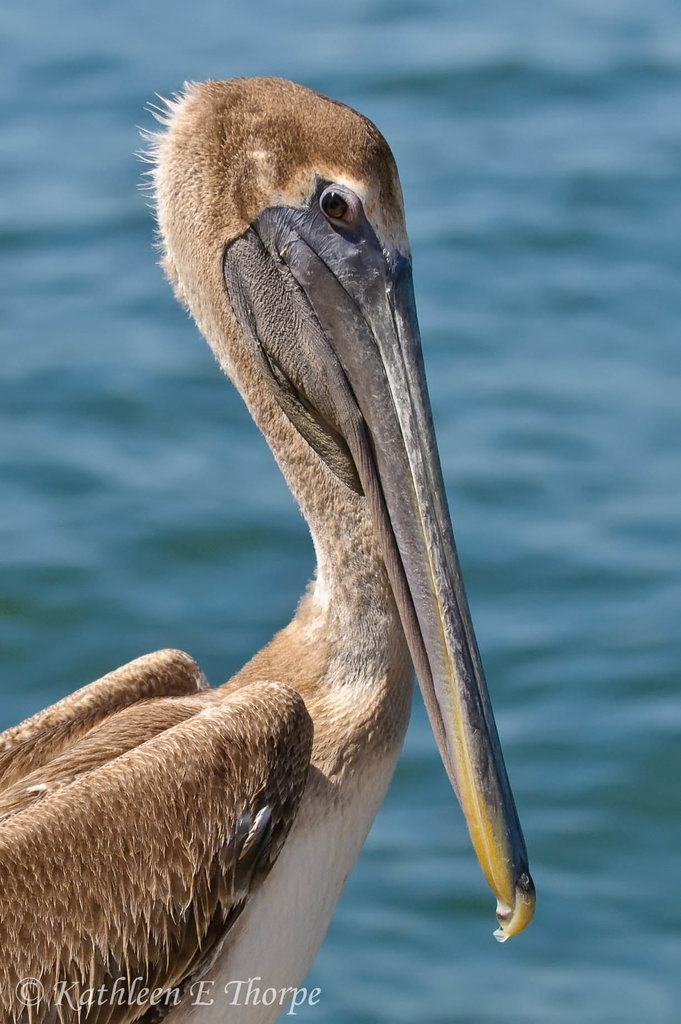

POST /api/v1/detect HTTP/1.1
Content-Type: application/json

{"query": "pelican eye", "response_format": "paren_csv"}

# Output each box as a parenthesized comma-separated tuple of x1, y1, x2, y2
(320, 189, 349, 221)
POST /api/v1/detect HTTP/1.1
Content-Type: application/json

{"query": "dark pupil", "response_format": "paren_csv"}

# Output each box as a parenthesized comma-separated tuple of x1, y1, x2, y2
(322, 191, 348, 219)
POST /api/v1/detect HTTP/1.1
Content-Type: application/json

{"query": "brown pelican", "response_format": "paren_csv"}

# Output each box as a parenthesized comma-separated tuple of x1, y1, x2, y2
(0, 77, 534, 1023)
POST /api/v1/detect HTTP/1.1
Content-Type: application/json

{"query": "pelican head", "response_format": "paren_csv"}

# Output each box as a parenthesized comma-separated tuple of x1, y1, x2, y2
(152, 76, 534, 939)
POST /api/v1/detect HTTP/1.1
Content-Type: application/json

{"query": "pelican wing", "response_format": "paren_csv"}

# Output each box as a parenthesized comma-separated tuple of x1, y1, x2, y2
(0, 669, 313, 1024)
(0, 649, 209, 790)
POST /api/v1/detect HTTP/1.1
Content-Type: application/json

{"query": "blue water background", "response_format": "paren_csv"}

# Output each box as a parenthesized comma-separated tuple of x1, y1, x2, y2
(1, 1, 680, 1020)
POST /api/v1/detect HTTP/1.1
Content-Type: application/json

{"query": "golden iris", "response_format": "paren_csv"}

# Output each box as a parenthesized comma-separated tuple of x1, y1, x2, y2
(321, 190, 348, 220)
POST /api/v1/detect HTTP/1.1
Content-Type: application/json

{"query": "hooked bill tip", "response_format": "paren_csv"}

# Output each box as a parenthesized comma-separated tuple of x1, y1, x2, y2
(492, 872, 536, 943)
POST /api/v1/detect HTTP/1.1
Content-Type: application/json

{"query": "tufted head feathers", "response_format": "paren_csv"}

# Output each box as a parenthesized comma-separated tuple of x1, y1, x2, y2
(150, 77, 406, 316)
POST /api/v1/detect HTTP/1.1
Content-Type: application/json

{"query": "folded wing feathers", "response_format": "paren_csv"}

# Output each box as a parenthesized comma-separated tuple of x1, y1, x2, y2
(0, 662, 313, 1024)
(0, 649, 209, 784)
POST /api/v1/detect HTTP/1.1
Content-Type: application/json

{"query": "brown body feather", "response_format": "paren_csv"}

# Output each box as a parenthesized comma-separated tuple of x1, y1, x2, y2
(0, 669, 313, 1023)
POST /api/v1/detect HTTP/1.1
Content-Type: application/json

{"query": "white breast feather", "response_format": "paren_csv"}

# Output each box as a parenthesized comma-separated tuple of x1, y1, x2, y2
(169, 752, 400, 1023)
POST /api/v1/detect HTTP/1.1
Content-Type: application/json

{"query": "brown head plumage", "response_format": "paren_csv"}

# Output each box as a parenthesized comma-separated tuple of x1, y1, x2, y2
(152, 77, 405, 303)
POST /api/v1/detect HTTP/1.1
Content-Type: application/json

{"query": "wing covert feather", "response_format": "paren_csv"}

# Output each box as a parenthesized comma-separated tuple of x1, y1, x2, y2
(0, 649, 208, 790)
(0, 680, 313, 1024)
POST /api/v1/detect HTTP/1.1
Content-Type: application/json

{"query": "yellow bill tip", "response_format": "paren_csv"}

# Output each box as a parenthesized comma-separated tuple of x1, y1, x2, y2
(492, 872, 536, 943)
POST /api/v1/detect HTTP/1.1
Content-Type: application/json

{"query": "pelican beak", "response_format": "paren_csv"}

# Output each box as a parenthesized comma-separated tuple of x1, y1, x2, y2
(223, 185, 535, 939)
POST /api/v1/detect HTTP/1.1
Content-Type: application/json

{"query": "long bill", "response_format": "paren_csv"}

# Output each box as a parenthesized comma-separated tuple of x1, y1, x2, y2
(224, 204, 536, 939)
